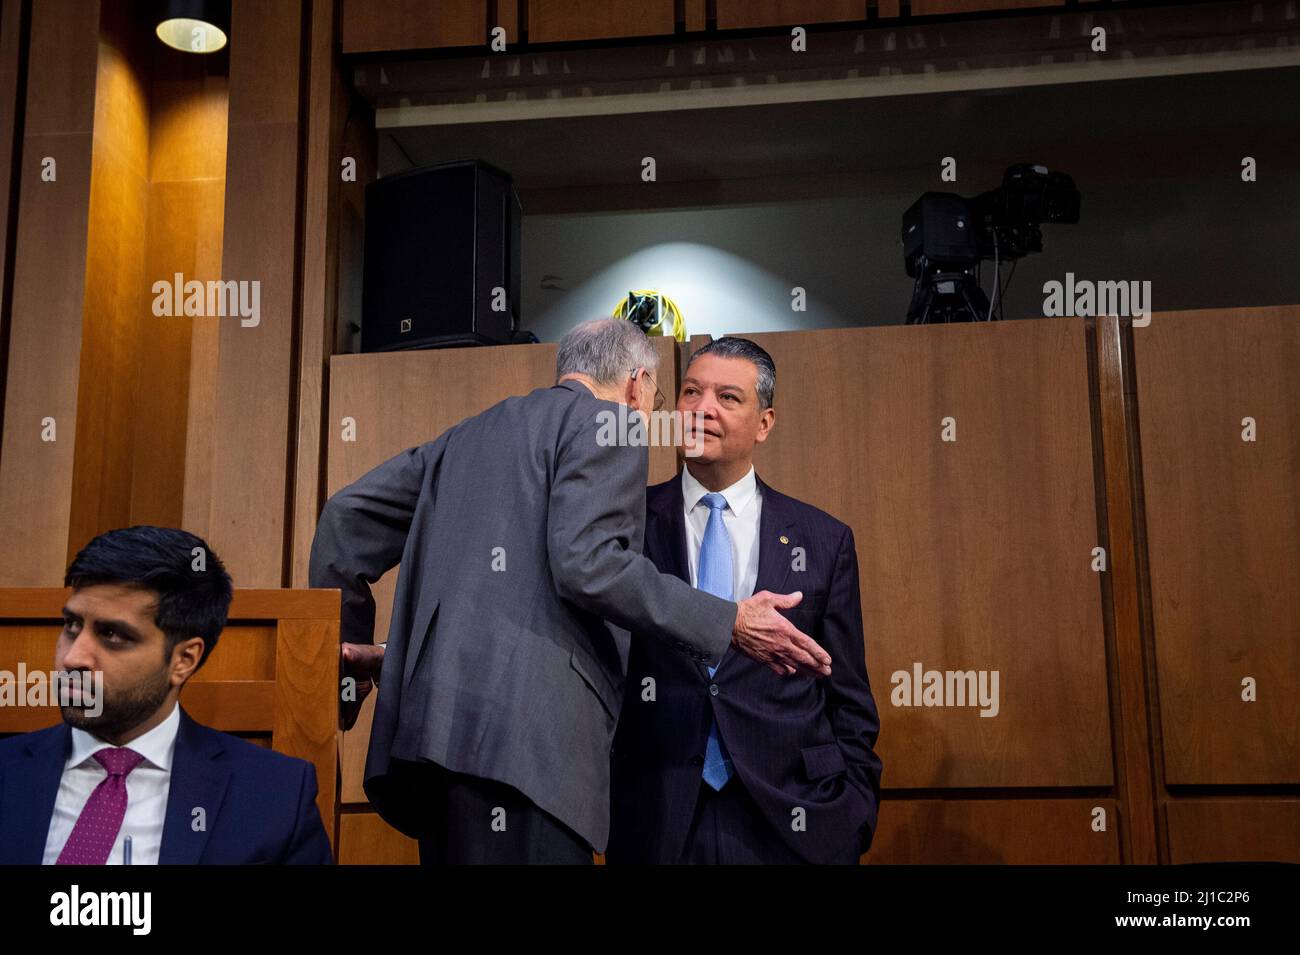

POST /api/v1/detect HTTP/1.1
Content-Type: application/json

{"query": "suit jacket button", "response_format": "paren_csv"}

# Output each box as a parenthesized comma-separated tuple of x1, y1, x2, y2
(709, 683, 719, 696)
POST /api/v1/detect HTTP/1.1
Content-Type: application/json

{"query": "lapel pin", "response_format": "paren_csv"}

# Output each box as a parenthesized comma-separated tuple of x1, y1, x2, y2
(779, 535, 789, 545)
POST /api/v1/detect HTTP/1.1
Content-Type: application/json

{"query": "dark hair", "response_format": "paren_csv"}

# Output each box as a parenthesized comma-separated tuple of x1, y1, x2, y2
(64, 526, 233, 671)
(686, 336, 776, 409)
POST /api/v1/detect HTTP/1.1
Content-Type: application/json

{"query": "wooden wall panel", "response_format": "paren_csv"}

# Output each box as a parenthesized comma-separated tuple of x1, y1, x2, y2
(338, 811, 419, 864)
(716, 1, 866, 30)
(684, 0, 707, 32)
(527, 1, 677, 43)
(135, 177, 224, 526)
(333, 0, 1083, 50)
(0, 0, 99, 585)
(739, 322, 1111, 789)
(290, 0, 344, 590)
(195, 0, 303, 587)
(167, 64, 231, 552)
(66, 3, 150, 561)
(18, 0, 97, 138)
(133, 52, 227, 529)
(1166, 799, 1300, 864)
(1133, 307, 1300, 786)
(274, 615, 340, 840)
(868, 798, 1121, 863)
(1093, 315, 1159, 865)
(0, 624, 61, 726)
(0, 0, 26, 405)
(2, 1, 230, 580)
(341, 0, 491, 53)
(912, 0, 1062, 13)
(326, 336, 680, 808)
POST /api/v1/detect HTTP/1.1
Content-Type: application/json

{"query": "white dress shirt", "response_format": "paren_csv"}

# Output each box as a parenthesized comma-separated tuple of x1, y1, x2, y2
(682, 464, 762, 601)
(42, 701, 181, 865)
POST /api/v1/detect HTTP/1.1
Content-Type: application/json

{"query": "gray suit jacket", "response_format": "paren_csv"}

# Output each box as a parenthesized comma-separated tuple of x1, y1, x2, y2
(308, 379, 736, 851)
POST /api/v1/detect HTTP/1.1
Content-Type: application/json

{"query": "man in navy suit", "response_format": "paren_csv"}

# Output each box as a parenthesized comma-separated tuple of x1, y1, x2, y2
(0, 526, 333, 865)
(608, 337, 883, 865)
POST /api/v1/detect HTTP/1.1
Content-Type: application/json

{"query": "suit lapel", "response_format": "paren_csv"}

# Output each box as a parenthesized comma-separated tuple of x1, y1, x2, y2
(648, 475, 712, 682)
(648, 474, 690, 585)
(753, 476, 797, 597)
(0, 724, 69, 863)
(159, 708, 231, 864)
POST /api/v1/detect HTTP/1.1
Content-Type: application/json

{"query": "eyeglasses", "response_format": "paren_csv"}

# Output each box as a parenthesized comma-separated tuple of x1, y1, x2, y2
(633, 368, 666, 411)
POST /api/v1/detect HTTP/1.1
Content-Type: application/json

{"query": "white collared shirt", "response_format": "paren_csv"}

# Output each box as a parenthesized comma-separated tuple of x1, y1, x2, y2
(42, 702, 181, 865)
(682, 465, 762, 601)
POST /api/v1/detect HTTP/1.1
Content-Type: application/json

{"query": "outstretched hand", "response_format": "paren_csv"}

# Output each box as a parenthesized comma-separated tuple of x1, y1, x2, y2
(731, 591, 831, 678)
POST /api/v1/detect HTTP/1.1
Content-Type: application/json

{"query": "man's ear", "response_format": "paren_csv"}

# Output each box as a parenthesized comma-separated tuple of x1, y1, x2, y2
(625, 370, 642, 410)
(754, 406, 776, 443)
(169, 637, 205, 686)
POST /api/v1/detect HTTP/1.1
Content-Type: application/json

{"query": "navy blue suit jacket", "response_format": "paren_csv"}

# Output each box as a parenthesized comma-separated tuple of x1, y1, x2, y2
(0, 707, 334, 864)
(608, 474, 883, 864)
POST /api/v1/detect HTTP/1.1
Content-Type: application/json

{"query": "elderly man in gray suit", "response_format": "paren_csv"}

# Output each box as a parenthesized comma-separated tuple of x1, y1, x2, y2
(309, 318, 830, 864)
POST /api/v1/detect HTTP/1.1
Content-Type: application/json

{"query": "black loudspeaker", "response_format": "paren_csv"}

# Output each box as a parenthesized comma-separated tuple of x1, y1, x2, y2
(361, 160, 521, 352)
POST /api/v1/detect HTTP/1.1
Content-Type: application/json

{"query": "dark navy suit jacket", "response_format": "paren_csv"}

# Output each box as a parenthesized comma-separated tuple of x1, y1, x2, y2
(0, 707, 334, 864)
(608, 473, 883, 864)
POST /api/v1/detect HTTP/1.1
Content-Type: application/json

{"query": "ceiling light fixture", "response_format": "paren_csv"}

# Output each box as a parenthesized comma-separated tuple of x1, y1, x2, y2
(155, 0, 230, 54)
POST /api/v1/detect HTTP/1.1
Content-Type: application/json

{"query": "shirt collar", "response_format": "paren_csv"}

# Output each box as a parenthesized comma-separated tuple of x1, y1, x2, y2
(68, 700, 181, 772)
(682, 464, 758, 518)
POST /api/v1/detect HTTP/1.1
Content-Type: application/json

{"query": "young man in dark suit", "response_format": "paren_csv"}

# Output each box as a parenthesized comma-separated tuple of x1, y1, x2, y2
(608, 337, 883, 865)
(0, 526, 333, 865)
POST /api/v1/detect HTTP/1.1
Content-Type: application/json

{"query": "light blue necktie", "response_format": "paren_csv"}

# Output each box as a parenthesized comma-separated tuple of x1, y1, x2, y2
(697, 492, 735, 790)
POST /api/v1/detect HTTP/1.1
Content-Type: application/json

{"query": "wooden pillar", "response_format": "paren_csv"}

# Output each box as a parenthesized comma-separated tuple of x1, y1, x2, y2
(0, 0, 99, 585)
(191, 0, 305, 586)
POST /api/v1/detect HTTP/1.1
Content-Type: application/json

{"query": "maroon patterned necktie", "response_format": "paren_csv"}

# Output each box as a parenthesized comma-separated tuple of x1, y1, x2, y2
(55, 747, 145, 865)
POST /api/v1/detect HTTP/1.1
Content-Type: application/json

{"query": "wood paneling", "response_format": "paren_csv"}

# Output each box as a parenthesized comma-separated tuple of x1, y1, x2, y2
(339, 811, 419, 864)
(171, 681, 276, 731)
(327, 337, 681, 806)
(66, 7, 151, 561)
(868, 798, 1121, 863)
(1092, 314, 1159, 864)
(527, 1, 677, 44)
(160, 47, 229, 548)
(716, 1, 866, 30)
(741, 323, 1111, 790)
(187, 625, 277, 680)
(291, 0, 344, 589)
(20, 0, 97, 138)
(148, 53, 228, 183)
(334, 0, 1078, 48)
(197, 0, 303, 586)
(2, 1, 230, 582)
(0, 0, 25, 422)
(1166, 799, 1300, 864)
(0, 624, 62, 708)
(134, 174, 225, 527)
(274, 614, 339, 836)
(684, 0, 707, 32)
(1133, 307, 1300, 786)
(341, 0, 490, 53)
(912, 0, 1062, 13)
(0, 0, 98, 586)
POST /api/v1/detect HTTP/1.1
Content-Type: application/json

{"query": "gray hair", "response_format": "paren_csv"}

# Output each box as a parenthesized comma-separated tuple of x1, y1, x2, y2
(555, 318, 658, 387)
(685, 336, 775, 410)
